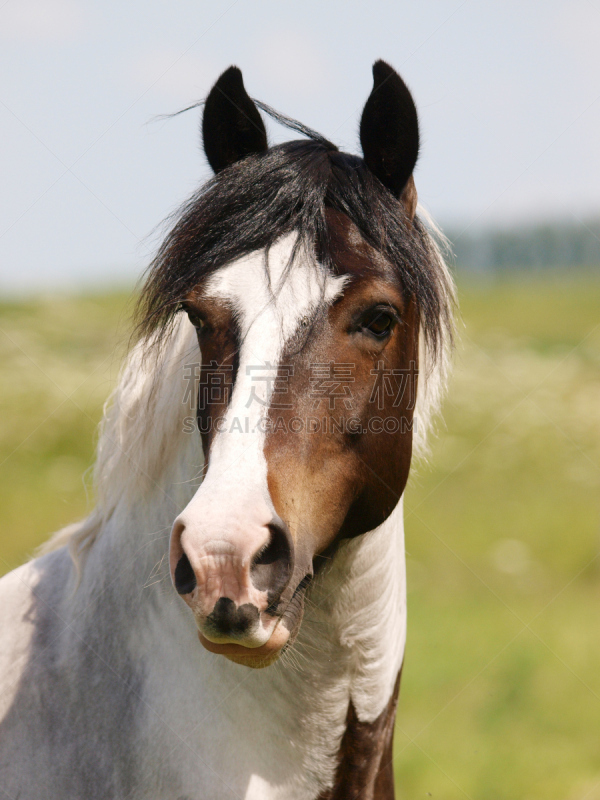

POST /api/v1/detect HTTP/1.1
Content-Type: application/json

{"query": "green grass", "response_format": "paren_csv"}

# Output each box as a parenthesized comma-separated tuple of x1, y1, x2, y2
(1, 275, 599, 797)
(401, 274, 600, 798)
(0, 291, 133, 571)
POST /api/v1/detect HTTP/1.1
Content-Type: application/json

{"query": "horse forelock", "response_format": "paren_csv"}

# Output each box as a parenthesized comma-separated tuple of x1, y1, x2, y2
(136, 138, 454, 366)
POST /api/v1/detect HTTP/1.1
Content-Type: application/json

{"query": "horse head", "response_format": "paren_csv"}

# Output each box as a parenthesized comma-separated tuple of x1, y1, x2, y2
(137, 63, 452, 667)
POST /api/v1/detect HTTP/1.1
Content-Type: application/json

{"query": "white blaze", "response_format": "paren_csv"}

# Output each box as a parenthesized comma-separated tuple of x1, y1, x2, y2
(173, 234, 346, 641)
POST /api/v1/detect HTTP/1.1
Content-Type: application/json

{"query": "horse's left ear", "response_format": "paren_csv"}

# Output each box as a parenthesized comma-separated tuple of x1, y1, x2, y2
(360, 60, 419, 216)
(202, 66, 268, 173)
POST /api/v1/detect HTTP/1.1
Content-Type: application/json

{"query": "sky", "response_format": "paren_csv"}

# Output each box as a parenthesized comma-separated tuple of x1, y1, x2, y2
(1, 0, 599, 292)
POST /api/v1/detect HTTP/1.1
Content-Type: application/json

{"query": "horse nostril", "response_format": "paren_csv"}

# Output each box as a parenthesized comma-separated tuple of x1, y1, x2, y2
(174, 552, 197, 595)
(250, 521, 292, 600)
(207, 597, 259, 635)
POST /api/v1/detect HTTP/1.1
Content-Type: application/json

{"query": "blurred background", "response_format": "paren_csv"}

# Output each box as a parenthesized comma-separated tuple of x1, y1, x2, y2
(1, 1, 599, 797)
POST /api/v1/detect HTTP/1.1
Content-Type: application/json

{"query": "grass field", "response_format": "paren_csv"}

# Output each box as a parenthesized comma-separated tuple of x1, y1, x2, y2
(1, 276, 599, 798)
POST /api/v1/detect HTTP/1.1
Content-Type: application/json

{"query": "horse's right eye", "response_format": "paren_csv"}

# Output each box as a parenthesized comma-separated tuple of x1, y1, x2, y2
(183, 307, 205, 330)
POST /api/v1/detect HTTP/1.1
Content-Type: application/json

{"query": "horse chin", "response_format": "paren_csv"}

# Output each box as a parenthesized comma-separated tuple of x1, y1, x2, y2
(197, 624, 290, 669)
(223, 650, 283, 669)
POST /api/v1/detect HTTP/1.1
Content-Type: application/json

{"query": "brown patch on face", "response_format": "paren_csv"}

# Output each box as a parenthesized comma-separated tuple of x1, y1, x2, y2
(182, 292, 239, 457)
(318, 668, 402, 800)
(264, 209, 419, 570)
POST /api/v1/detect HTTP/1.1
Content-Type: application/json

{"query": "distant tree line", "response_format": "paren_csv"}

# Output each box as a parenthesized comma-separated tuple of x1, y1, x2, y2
(444, 219, 600, 272)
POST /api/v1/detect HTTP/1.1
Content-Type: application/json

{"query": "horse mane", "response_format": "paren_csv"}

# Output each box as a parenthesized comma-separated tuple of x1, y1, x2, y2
(41, 118, 455, 564)
(137, 135, 453, 358)
(39, 318, 203, 565)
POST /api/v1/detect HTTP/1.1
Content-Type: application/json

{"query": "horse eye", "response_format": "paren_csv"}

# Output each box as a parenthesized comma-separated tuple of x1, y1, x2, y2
(360, 309, 396, 339)
(184, 308, 205, 330)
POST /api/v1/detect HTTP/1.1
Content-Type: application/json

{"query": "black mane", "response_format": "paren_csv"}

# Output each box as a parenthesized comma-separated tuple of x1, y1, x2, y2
(137, 131, 453, 360)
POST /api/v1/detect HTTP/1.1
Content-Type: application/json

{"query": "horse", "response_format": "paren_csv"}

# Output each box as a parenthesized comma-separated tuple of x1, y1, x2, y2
(0, 61, 454, 799)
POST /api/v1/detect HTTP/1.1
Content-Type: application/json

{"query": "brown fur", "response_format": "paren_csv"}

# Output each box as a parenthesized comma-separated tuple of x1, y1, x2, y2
(318, 669, 402, 800)
(265, 210, 419, 559)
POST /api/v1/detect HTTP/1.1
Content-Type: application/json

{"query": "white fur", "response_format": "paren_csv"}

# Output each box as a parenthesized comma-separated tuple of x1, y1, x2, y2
(0, 563, 39, 719)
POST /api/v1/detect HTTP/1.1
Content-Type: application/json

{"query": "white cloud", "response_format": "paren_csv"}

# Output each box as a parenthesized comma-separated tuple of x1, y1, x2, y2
(129, 49, 217, 104)
(0, 0, 84, 43)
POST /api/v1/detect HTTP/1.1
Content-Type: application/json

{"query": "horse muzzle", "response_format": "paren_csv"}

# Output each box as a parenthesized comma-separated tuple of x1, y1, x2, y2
(169, 496, 295, 663)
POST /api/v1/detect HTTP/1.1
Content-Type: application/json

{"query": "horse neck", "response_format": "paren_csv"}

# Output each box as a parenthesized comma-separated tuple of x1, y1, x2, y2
(273, 498, 407, 723)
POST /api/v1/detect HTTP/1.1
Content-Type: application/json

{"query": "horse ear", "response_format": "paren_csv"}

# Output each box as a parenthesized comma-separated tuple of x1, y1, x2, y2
(202, 66, 268, 173)
(360, 60, 420, 207)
